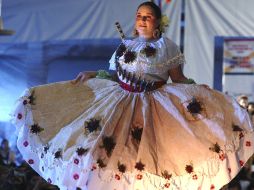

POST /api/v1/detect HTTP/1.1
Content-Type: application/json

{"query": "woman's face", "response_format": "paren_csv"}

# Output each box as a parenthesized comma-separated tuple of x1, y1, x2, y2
(135, 5, 159, 39)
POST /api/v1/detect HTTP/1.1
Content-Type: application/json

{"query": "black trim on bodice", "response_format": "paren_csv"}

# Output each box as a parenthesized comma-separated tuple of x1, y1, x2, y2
(115, 43, 165, 92)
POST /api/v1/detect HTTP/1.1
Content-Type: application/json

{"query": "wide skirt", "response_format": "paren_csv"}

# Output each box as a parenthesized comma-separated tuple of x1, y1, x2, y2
(12, 78, 254, 190)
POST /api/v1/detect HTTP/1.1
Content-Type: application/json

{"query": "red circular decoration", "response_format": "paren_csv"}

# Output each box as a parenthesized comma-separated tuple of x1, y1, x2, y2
(28, 159, 34, 164)
(239, 132, 244, 139)
(192, 174, 198, 180)
(23, 100, 28, 105)
(136, 174, 143, 180)
(246, 141, 251, 146)
(23, 141, 29, 147)
(239, 160, 244, 167)
(17, 113, 23, 120)
(115, 174, 121, 180)
(164, 183, 170, 188)
(73, 173, 79, 180)
(47, 178, 52, 184)
(74, 158, 79, 165)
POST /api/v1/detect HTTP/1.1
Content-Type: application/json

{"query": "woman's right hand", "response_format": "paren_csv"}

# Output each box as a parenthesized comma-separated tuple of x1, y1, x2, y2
(71, 71, 97, 84)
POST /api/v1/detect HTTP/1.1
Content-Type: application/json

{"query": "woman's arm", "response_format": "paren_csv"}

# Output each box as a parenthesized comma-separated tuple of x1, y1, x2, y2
(111, 72, 118, 81)
(71, 71, 118, 84)
(168, 65, 190, 83)
(71, 71, 97, 84)
(169, 65, 211, 89)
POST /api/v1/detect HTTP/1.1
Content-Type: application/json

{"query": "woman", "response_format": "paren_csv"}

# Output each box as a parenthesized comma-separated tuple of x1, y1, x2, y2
(73, 2, 189, 85)
(12, 2, 254, 190)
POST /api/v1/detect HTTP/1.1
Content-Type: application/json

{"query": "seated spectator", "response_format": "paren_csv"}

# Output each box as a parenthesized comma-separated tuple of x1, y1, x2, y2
(248, 102, 254, 125)
(247, 181, 254, 190)
(237, 95, 249, 109)
(0, 139, 16, 166)
(227, 178, 242, 190)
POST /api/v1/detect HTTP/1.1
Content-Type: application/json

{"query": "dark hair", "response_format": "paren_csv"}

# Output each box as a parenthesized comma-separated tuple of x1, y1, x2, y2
(227, 179, 242, 190)
(248, 102, 254, 115)
(248, 102, 254, 106)
(137, 1, 162, 20)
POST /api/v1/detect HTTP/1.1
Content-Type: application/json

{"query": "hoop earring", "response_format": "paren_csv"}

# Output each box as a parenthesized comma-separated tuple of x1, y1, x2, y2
(153, 29, 161, 38)
(133, 29, 139, 37)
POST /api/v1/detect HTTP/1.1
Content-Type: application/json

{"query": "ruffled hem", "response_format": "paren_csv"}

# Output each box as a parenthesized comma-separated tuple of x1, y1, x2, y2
(11, 79, 254, 190)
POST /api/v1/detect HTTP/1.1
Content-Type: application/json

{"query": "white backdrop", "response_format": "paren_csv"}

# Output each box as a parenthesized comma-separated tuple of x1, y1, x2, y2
(0, 0, 181, 44)
(185, 0, 254, 91)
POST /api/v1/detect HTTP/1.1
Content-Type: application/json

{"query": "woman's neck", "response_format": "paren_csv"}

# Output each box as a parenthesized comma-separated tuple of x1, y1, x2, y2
(137, 36, 159, 42)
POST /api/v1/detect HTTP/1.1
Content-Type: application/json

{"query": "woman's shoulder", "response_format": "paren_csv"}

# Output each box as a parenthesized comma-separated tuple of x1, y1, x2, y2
(118, 37, 182, 62)
(124, 37, 179, 49)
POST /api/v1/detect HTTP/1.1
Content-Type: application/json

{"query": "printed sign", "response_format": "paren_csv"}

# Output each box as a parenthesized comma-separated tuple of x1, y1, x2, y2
(223, 39, 254, 74)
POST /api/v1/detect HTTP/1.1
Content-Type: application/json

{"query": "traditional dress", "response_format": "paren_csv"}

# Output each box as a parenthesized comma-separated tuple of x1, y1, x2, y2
(12, 37, 254, 190)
